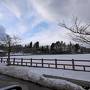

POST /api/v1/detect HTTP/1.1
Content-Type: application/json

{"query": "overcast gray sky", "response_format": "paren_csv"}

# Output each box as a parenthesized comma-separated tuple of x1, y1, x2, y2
(0, 0, 90, 45)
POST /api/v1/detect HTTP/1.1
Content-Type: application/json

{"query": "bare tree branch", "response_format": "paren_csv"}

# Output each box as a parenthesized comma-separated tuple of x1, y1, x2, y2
(59, 17, 90, 45)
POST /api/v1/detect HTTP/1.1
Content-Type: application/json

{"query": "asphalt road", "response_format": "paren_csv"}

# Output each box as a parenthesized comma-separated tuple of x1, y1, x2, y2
(0, 74, 52, 90)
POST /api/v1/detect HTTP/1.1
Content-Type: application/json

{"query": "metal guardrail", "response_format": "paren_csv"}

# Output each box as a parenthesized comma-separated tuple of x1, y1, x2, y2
(0, 58, 90, 72)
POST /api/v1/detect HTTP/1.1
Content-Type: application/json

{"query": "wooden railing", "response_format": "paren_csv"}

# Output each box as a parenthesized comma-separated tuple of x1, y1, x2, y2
(0, 58, 90, 72)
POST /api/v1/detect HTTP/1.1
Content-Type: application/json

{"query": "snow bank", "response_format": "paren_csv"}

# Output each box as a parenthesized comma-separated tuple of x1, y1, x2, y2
(28, 67, 90, 82)
(0, 66, 84, 90)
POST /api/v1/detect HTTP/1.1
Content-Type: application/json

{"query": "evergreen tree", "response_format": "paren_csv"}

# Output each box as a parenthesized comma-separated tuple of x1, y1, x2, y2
(50, 43, 55, 53)
(74, 44, 80, 53)
(34, 41, 39, 49)
(29, 42, 32, 48)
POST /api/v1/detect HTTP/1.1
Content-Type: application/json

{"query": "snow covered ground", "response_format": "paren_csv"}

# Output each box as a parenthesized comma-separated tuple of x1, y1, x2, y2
(0, 54, 90, 90)
(21, 67, 90, 82)
(4, 54, 90, 60)
(0, 64, 85, 90)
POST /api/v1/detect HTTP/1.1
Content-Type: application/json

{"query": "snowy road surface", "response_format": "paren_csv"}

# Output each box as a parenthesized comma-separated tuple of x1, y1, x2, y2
(0, 74, 52, 90)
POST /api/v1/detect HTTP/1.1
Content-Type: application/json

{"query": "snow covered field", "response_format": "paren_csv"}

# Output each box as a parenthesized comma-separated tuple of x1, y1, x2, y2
(5, 54, 90, 60)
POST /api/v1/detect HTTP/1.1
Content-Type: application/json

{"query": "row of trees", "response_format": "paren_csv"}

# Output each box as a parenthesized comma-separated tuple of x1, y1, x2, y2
(1, 40, 90, 55)
(23, 41, 90, 54)
(0, 41, 87, 54)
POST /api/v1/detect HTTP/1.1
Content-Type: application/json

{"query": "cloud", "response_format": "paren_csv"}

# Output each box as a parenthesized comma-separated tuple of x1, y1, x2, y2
(1, 0, 45, 34)
(31, 0, 72, 21)
(0, 25, 5, 34)
(6, 22, 28, 37)
(75, 0, 90, 23)
(2, 0, 22, 19)
(0, 13, 4, 20)
(0, 25, 7, 38)
(22, 25, 70, 45)
(31, 0, 90, 23)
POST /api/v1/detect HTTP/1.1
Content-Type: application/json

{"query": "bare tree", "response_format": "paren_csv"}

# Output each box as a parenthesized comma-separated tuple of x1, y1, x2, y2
(59, 17, 90, 45)
(0, 34, 20, 65)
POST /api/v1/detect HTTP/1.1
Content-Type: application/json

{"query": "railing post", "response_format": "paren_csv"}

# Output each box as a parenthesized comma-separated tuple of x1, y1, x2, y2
(31, 58, 32, 66)
(72, 59, 75, 70)
(63, 65, 65, 69)
(7, 58, 11, 66)
(55, 59, 57, 69)
(42, 58, 44, 67)
(83, 66, 85, 71)
(21, 58, 23, 66)
(13, 58, 15, 65)
(48, 64, 50, 68)
(26, 62, 27, 66)
(36, 63, 37, 67)
(1, 58, 2, 63)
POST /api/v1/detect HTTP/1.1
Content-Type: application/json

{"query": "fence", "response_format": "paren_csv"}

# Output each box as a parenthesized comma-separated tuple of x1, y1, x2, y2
(0, 58, 90, 72)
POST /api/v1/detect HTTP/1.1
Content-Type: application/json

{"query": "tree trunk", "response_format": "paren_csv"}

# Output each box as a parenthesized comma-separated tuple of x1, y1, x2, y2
(7, 41, 11, 66)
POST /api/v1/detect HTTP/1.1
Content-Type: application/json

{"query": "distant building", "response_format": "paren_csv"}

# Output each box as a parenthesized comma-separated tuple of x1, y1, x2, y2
(0, 50, 6, 56)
